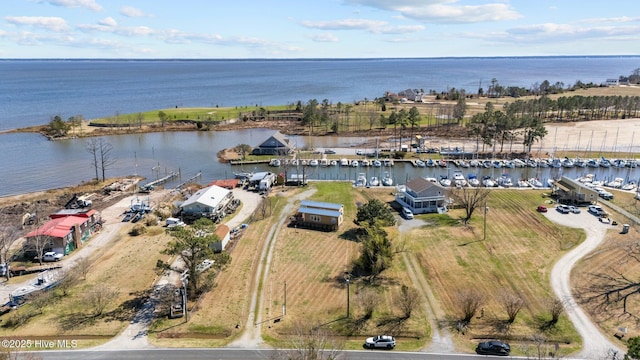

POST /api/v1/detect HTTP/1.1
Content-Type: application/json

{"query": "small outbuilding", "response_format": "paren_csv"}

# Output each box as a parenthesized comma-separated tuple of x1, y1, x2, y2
(292, 200, 344, 231)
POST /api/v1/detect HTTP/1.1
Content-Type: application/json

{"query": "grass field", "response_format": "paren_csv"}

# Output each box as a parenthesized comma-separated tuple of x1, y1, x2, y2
(0, 223, 174, 348)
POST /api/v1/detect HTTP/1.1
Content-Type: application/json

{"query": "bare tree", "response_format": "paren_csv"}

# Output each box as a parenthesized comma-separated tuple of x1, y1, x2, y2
(273, 320, 344, 360)
(0, 219, 20, 279)
(522, 333, 563, 359)
(397, 285, 420, 319)
(98, 138, 116, 181)
(84, 284, 120, 316)
(86, 138, 100, 182)
(76, 257, 91, 280)
(28, 232, 50, 266)
(577, 238, 640, 320)
(447, 187, 491, 225)
(546, 298, 565, 326)
(455, 288, 486, 324)
(499, 290, 525, 323)
(356, 287, 379, 320)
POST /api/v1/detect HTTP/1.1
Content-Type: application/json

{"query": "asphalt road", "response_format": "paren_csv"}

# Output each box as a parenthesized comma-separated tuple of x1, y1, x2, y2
(36, 348, 527, 360)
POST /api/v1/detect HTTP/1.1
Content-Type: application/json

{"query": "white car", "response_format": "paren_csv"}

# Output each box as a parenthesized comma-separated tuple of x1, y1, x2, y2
(588, 205, 605, 216)
(556, 204, 570, 214)
(42, 252, 63, 262)
(402, 207, 414, 219)
(567, 205, 581, 214)
(364, 335, 396, 349)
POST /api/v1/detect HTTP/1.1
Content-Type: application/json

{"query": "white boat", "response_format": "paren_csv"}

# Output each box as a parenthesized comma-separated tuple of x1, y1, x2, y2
(383, 159, 394, 167)
(330, 160, 337, 166)
(320, 158, 329, 167)
(290, 159, 299, 166)
(382, 172, 393, 186)
(351, 160, 359, 167)
(340, 158, 349, 166)
(10, 270, 62, 305)
(468, 174, 480, 187)
(606, 177, 624, 188)
(439, 176, 451, 187)
(415, 160, 426, 167)
(561, 157, 574, 168)
(469, 160, 479, 167)
(517, 179, 530, 188)
(372, 159, 382, 167)
(482, 176, 495, 187)
(528, 177, 543, 188)
(361, 159, 370, 167)
(513, 159, 526, 168)
(355, 173, 367, 187)
(498, 174, 513, 187)
(234, 171, 253, 179)
(574, 158, 587, 168)
(309, 159, 319, 167)
(453, 171, 467, 187)
(369, 176, 379, 186)
(425, 177, 438, 183)
(621, 181, 637, 191)
(269, 158, 281, 167)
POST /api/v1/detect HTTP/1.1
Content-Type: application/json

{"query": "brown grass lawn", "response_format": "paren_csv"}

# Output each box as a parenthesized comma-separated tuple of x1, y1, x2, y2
(366, 189, 585, 355)
(149, 187, 304, 347)
(0, 224, 174, 348)
(572, 191, 640, 341)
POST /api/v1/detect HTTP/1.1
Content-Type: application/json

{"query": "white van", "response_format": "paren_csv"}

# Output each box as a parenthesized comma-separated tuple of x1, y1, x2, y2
(166, 217, 186, 228)
(402, 207, 414, 219)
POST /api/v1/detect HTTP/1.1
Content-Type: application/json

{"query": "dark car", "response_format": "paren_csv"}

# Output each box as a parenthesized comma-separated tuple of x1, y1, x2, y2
(475, 340, 510, 356)
(324, 149, 336, 154)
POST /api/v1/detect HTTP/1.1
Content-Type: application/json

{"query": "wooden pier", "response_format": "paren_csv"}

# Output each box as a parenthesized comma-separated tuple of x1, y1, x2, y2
(140, 171, 179, 192)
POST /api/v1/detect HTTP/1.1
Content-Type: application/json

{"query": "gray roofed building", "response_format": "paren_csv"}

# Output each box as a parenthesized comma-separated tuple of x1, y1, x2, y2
(252, 131, 295, 155)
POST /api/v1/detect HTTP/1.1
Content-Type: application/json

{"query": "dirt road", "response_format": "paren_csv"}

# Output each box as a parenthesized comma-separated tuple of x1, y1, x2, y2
(545, 209, 624, 359)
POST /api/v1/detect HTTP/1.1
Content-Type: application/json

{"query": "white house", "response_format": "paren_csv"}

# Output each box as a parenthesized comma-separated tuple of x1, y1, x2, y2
(395, 177, 447, 214)
(180, 185, 233, 216)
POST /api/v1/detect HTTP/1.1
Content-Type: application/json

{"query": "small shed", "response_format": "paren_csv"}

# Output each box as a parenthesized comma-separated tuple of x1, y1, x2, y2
(211, 224, 231, 252)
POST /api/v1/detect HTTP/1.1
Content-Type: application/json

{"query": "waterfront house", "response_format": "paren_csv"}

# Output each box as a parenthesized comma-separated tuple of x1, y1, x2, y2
(180, 185, 233, 219)
(252, 131, 295, 156)
(292, 200, 344, 231)
(395, 177, 447, 214)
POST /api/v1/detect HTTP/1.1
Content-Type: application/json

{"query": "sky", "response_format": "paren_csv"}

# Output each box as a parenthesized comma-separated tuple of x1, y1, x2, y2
(1, 0, 639, 58)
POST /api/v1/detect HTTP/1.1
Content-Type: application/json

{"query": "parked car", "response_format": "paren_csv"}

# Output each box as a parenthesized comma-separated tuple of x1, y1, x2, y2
(475, 340, 511, 356)
(356, 149, 364, 155)
(0, 263, 8, 277)
(364, 335, 396, 349)
(536, 205, 548, 213)
(42, 252, 63, 262)
(556, 204, 570, 214)
(599, 192, 614, 200)
(588, 205, 605, 216)
(324, 149, 336, 154)
(401, 207, 414, 220)
(568, 205, 581, 214)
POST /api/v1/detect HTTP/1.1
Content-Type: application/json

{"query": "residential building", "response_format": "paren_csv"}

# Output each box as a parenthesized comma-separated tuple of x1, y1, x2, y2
(292, 200, 344, 231)
(395, 177, 447, 214)
(252, 131, 295, 155)
(553, 176, 599, 205)
(180, 185, 233, 218)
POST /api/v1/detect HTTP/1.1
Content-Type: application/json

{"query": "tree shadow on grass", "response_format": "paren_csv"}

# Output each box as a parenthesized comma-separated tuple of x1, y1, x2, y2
(57, 312, 99, 331)
(104, 289, 150, 323)
(376, 315, 408, 335)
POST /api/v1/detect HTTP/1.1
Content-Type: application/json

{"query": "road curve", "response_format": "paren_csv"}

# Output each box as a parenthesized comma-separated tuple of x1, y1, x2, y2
(545, 209, 624, 359)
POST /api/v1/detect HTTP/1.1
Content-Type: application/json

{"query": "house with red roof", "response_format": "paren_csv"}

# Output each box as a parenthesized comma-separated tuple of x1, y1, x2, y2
(25, 210, 99, 256)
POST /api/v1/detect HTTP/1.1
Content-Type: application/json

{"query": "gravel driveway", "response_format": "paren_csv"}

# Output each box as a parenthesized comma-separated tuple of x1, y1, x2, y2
(545, 207, 624, 359)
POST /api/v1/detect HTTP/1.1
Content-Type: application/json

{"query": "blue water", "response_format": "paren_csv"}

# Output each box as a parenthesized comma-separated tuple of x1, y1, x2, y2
(1, 57, 640, 197)
(2, 57, 639, 131)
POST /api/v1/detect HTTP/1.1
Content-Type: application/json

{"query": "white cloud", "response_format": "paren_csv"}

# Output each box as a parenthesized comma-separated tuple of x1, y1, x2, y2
(120, 6, 152, 18)
(98, 17, 117, 27)
(5, 16, 70, 32)
(581, 16, 640, 24)
(301, 18, 424, 34)
(308, 33, 339, 42)
(38, 0, 103, 12)
(343, 0, 521, 23)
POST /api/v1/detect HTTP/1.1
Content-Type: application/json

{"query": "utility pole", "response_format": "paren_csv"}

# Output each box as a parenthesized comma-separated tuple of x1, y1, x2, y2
(483, 202, 489, 241)
(283, 281, 287, 316)
(345, 274, 351, 318)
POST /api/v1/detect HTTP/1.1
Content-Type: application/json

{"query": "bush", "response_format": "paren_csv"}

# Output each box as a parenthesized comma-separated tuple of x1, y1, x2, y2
(129, 224, 147, 236)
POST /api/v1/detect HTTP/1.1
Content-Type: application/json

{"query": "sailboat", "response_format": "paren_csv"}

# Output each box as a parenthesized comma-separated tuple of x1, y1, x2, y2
(382, 171, 393, 186)
(355, 173, 367, 187)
